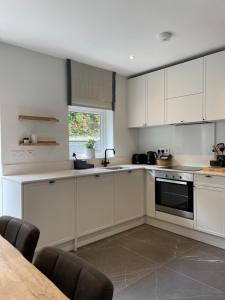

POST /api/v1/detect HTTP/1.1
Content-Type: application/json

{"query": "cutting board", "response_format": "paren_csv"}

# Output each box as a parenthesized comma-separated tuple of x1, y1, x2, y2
(200, 167, 225, 174)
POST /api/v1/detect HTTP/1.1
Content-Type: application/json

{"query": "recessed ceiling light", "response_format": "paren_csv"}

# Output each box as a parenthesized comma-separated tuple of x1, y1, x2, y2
(129, 55, 135, 60)
(156, 31, 173, 42)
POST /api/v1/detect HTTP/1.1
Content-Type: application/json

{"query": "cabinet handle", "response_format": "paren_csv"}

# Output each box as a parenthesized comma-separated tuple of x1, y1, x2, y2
(205, 175, 211, 178)
(202, 118, 205, 121)
(49, 180, 55, 184)
(95, 174, 100, 178)
(180, 120, 184, 123)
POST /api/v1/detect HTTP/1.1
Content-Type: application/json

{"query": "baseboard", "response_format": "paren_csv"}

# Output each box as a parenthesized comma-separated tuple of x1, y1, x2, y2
(35, 215, 225, 254)
(145, 216, 225, 249)
(77, 217, 145, 248)
(35, 238, 75, 254)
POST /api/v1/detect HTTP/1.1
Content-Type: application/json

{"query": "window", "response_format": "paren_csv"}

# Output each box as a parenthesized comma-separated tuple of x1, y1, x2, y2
(68, 106, 113, 158)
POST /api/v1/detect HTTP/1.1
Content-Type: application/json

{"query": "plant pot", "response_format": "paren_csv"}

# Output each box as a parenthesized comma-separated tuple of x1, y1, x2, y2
(85, 148, 95, 159)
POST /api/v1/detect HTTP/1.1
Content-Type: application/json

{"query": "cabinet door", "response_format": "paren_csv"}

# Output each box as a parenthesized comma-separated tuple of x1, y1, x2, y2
(195, 186, 225, 237)
(23, 179, 75, 249)
(145, 170, 155, 217)
(146, 70, 165, 126)
(128, 75, 147, 128)
(166, 94, 203, 124)
(77, 174, 114, 236)
(205, 51, 225, 121)
(166, 58, 204, 99)
(114, 170, 144, 224)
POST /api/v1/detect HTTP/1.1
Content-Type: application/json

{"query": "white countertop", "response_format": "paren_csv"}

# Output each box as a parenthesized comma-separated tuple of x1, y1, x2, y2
(2, 164, 161, 184)
(3, 164, 225, 184)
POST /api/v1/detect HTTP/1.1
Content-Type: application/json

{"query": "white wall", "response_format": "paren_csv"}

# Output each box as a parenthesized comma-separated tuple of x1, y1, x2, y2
(114, 75, 138, 160)
(0, 43, 69, 168)
(138, 123, 216, 166)
(0, 42, 137, 174)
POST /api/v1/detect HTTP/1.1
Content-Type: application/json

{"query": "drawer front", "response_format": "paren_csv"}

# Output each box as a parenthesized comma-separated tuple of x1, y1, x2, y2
(194, 174, 225, 188)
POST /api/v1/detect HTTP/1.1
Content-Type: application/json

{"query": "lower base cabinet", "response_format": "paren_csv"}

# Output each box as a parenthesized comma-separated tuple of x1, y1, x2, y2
(114, 170, 144, 224)
(194, 186, 225, 237)
(77, 174, 114, 237)
(23, 178, 75, 249)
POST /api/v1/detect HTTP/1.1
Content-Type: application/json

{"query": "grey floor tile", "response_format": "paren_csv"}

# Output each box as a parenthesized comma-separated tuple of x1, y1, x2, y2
(166, 243, 225, 292)
(114, 266, 225, 300)
(125, 225, 201, 250)
(75, 225, 225, 299)
(77, 240, 158, 292)
(109, 226, 201, 264)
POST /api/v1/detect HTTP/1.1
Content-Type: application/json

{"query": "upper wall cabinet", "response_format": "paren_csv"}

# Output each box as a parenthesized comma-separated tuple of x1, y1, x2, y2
(205, 51, 225, 121)
(128, 75, 147, 128)
(165, 58, 204, 124)
(166, 58, 204, 99)
(128, 50, 225, 127)
(128, 70, 165, 128)
(166, 94, 203, 124)
(146, 70, 165, 126)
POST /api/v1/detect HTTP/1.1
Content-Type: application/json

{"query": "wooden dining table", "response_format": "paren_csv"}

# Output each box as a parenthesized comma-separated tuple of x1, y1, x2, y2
(0, 235, 68, 299)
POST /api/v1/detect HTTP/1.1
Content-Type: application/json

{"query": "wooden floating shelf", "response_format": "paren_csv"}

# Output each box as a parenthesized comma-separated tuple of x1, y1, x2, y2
(19, 141, 59, 146)
(18, 115, 59, 122)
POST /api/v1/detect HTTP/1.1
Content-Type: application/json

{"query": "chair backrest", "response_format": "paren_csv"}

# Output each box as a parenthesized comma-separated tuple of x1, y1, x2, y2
(34, 247, 113, 300)
(0, 216, 40, 262)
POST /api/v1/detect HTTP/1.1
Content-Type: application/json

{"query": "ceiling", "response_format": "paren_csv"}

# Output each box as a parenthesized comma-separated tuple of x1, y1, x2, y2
(1, 0, 225, 76)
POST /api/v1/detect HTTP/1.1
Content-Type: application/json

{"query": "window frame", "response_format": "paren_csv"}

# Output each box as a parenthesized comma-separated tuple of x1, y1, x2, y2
(68, 105, 109, 158)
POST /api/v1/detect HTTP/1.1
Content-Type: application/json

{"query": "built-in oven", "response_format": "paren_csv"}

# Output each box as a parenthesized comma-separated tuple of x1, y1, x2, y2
(155, 170, 194, 220)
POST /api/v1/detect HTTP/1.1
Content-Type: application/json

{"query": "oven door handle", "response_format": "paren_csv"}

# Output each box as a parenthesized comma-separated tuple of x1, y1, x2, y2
(156, 178, 188, 185)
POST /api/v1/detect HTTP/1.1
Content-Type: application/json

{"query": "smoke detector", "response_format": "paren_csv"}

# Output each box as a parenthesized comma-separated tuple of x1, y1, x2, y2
(156, 31, 173, 42)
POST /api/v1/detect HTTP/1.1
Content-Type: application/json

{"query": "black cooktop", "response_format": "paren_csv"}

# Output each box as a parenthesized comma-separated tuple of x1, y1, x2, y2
(161, 165, 202, 171)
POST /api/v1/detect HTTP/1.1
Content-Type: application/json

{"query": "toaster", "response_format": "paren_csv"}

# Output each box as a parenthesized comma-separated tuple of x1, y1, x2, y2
(132, 154, 147, 164)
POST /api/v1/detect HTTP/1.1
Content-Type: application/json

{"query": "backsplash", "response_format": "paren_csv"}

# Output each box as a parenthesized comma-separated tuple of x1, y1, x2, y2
(138, 121, 225, 166)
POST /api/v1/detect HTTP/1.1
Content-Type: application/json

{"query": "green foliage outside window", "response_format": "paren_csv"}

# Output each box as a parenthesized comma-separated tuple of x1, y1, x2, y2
(68, 111, 101, 139)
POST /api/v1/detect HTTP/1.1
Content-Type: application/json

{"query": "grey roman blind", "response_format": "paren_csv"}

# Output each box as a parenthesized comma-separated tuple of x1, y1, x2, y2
(67, 59, 115, 110)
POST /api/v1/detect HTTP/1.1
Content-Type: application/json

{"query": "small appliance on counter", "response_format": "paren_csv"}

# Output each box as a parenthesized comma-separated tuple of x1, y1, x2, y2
(146, 151, 157, 165)
(211, 143, 225, 167)
(73, 153, 94, 170)
(132, 153, 147, 164)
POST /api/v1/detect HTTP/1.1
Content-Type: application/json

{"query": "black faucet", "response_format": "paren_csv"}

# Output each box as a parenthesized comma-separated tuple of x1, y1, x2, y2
(102, 148, 115, 167)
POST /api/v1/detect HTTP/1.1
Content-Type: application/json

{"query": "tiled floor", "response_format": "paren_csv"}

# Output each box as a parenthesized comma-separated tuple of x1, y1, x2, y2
(76, 225, 225, 299)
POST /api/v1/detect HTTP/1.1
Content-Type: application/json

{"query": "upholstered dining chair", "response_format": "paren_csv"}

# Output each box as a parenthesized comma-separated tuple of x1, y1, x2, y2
(34, 247, 113, 300)
(0, 215, 40, 262)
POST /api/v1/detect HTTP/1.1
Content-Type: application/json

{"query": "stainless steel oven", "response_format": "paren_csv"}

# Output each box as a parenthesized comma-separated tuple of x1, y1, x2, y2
(155, 170, 194, 219)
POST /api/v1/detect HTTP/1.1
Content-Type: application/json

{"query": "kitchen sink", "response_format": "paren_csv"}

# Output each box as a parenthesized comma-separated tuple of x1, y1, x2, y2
(106, 166, 128, 170)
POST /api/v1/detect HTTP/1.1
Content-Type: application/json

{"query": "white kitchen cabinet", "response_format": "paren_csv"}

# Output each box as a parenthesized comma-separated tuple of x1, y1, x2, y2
(23, 178, 75, 249)
(146, 70, 165, 126)
(145, 170, 155, 217)
(166, 94, 203, 124)
(166, 58, 204, 99)
(114, 170, 144, 224)
(128, 75, 147, 128)
(195, 186, 225, 237)
(205, 51, 225, 121)
(77, 173, 114, 237)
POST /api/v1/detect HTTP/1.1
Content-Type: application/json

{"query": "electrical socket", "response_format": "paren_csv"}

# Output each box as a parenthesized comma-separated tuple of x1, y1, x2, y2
(165, 148, 170, 155)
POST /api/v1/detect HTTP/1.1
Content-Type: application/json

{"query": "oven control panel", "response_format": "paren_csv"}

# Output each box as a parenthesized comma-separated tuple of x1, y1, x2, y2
(155, 170, 194, 182)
